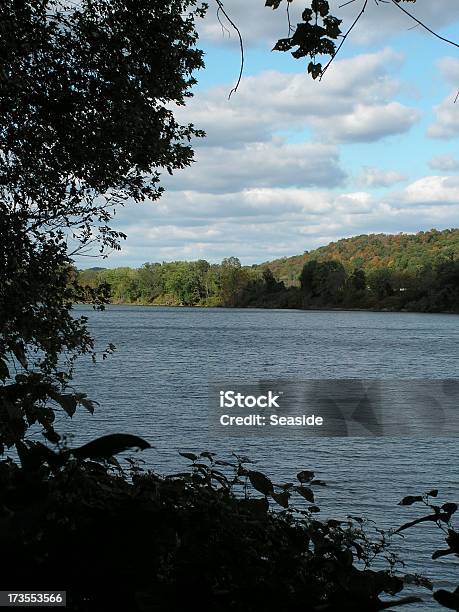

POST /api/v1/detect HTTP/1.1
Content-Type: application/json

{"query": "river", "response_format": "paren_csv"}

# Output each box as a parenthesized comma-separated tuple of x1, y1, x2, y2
(69, 305, 458, 609)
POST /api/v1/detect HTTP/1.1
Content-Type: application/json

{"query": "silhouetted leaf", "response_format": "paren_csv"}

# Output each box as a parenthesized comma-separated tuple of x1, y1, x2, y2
(265, 0, 283, 8)
(311, 479, 327, 486)
(432, 549, 453, 560)
(426, 489, 438, 497)
(297, 470, 314, 483)
(72, 434, 151, 459)
(78, 396, 98, 414)
(43, 428, 61, 444)
(179, 452, 198, 462)
(295, 486, 314, 503)
(398, 495, 423, 506)
(12, 342, 28, 369)
(434, 589, 459, 610)
(53, 393, 78, 417)
(403, 574, 433, 590)
(442, 503, 458, 516)
(272, 491, 290, 508)
(248, 470, 274, 496)
(200, 451, 216, 461)
(0, 358, 9, 380)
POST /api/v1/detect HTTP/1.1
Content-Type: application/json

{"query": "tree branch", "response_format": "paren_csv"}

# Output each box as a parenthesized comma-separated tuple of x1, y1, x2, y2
(390, 0, 459, 50)
(214, 0, 244, 99)
(320, 0, 368, 81)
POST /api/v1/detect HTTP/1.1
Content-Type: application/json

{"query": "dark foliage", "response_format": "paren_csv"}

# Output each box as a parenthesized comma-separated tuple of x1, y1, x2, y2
(0, 448, 425, 612)
(0, 0, 206, 450)
(395, 491, 459, 610)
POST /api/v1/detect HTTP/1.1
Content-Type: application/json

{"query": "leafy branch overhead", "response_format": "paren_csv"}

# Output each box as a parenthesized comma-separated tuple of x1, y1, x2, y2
(264, 0, 459, 80)
(268, 0, 342, 79)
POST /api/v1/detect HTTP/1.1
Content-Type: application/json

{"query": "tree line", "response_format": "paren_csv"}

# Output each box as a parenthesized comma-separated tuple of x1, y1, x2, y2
(78, 249, 459, 313)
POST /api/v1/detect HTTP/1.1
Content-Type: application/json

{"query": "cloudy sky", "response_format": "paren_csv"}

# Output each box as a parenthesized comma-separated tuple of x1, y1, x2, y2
(91, 1, 459, 267)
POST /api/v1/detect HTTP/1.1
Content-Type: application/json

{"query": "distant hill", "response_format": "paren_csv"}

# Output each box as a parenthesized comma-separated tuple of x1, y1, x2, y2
(258, 229, 459, 285)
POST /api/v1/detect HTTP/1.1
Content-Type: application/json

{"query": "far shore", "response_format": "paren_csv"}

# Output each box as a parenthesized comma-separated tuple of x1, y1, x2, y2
(76, 302, 459, 315)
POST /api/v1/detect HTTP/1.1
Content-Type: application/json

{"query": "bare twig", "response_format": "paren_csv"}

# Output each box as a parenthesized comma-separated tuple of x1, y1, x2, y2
(320, 0, 368, 80)
(390, 0, 459, 50)
(286, 1, 294, 35)
(214, 0, 244, 99)
(216, 6, 230, 38)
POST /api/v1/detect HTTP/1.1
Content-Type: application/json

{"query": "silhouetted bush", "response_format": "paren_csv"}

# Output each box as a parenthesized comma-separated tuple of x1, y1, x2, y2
(0, 444, 428, 612)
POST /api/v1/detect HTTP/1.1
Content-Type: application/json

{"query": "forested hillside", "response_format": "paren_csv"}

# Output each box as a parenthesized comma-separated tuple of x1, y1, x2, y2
(259, 229, 459, 285)
(77, 229, 459, 313)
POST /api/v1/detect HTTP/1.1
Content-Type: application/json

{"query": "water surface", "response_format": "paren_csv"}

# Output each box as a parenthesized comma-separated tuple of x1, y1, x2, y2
(69, 306, 458, 607)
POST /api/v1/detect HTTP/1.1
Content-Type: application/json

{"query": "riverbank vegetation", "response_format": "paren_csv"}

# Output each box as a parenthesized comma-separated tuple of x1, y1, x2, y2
(1, 1, 458, 609)
(4, 441, 458, 611)
(78, 229, 459, 313)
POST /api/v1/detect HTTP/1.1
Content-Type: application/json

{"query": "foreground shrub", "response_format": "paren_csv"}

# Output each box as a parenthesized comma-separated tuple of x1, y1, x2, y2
(0, 442, 426, 612)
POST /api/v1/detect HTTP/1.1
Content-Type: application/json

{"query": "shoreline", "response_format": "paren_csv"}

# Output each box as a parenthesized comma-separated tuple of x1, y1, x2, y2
(86, 302, 459, 315)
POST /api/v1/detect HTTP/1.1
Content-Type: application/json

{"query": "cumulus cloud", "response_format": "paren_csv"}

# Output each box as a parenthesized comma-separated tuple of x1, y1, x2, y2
(103, 175, 458, 266)
(358, 166, 406, 187)
(428, 58, 459, 139)
(428, 154, 459, 172)
(397, 175, 459, 206)
(438, 57, 459, 84)
(197, 1, 459, 48)
(163, 141, 346, 193)
(309, 102, 418, 143)
(428, 94, 459, 139)
(177, 49, 418, 146)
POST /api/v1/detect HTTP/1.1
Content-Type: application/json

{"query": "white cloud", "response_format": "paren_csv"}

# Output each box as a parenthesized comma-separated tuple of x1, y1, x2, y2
(197, 1, 459, 48)
(428, 57, 459, 139)
(178, 50, 418, 146)
(358, 166, 406, 187)
(104, 176, 458, 266)
(398, 175, 459, 206)
(428, 154, 459, 172)
(164, 141, 346, 193)
(310, 102, 418, 143)
(438, 57, 459, 84)
(428, 94, 459, 139)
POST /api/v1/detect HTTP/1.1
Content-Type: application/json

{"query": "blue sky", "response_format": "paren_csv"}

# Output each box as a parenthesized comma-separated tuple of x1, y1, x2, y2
(80, 1, 459, 268)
